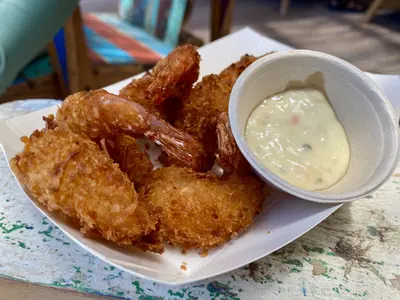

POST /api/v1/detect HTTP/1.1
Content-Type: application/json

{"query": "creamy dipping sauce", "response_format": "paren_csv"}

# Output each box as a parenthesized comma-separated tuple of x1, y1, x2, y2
(245, 88, 350, 191)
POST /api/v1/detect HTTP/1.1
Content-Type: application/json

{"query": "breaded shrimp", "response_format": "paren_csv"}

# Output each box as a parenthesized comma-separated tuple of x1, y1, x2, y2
(219, 54, 258, 87)
(102, 134, 153, 186)
(119, 44, 200, 121)
(175, 54, 263, 155)
(10, 128, 161, 250)
(141, 166, 265, 251)
(175, 74, 231, 157)
(56, 89, 208, 172)
(175, 54, 271, 162)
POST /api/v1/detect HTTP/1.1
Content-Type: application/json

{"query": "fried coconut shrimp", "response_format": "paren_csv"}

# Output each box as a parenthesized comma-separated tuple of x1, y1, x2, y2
(102, 134, 153, 186)
(176, 54, 263, 160)
(119, 44, 200, 121)
(142, 166, 264, 251)
(11, 128, 161, 251)
(219, 54, 258, 87)
(175, 74, 231, 157)
(56, 89, 208, 172)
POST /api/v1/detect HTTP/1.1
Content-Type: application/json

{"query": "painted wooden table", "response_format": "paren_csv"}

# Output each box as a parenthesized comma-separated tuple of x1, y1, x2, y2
(0, 101, 399, 300)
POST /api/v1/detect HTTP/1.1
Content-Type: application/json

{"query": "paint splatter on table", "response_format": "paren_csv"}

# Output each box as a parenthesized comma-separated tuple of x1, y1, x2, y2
(1, 104, 399, 299)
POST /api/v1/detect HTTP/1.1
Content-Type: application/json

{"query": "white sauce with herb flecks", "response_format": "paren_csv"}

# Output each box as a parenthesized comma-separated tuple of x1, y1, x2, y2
(245, 88, 350, 191)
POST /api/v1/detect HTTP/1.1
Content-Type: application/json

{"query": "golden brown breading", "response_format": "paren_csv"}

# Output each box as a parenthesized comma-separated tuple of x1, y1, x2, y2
(175, 74, 231, 157)
(43, 114, 57, 130)
(175, 54, 262, 160)
(56, 90, 208, 172)
(119, 74, 154, 111)
(219, 54, 258, 87)
(57, 90, 149, 139)
(119, 44, 200, 121)
(103, 134, 153, 186)
(148, 44, 200, 105)
(11, 128, 161, 251)
(141, 166, 264, 251)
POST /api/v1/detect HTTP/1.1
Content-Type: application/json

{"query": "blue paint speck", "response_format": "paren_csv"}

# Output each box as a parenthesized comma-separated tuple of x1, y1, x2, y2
(302, 287, 307, 296)
(25, 226, 34, 230)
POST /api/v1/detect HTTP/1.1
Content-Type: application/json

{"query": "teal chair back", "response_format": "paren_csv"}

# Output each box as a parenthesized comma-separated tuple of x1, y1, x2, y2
(118, 0, 187, 48)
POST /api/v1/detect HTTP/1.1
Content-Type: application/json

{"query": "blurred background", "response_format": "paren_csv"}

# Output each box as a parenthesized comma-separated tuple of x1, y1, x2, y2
(1, 0, 399, 104)
(81, 0, 400, 73)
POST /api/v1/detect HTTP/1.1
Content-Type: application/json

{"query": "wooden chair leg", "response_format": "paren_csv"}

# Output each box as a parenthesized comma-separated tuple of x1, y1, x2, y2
(47, 41, 68, 98)
(280, 0, 290, 16)
(64, 7, 96, 93)
(365, 0, 385, 22)
(210, 0, 235, 41)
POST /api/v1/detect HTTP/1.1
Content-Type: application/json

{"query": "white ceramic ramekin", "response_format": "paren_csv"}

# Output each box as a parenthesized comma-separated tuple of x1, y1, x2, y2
(229, 50, 400, 203)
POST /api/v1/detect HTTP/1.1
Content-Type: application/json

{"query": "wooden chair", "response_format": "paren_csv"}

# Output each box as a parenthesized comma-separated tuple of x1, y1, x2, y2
(280, 0, 291, 16)
(2, 0, 236, 103)
(1, 1, 203, 103)
(0, 43, 67, 104)
(210, 0, 235, 41)
(62, 3, 204, 94)
(365, 0, 400, 22)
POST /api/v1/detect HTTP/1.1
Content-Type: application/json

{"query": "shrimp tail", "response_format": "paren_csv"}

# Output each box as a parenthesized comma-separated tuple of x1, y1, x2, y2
(216, 112, 252, 175)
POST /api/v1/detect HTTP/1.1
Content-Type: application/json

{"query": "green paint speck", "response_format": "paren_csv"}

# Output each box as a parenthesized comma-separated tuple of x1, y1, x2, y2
(0, 217, 29, 234)
(42, 218, 48, 225)
(367, 226, 380, 237)
(345, 288, 351, 292)
(290, 268, 301, 273)
(131, 281, 162, 300)
(283, 259, 303, 267)
(73, 266, 81, 273)
(333, 287, 340, 294)
(302, 245, 323, 254)
(373, 261, 384, 266)
(88, 270, 93, 273)
(168, 289, 185, 298)
(104, 271, 123, 281)
(132, 281, 144, 294)
(39, 226, 54, 238)
(17, 241, 26, 249)
(55, 237, 70, 245)
(109, 266, 116, 271)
